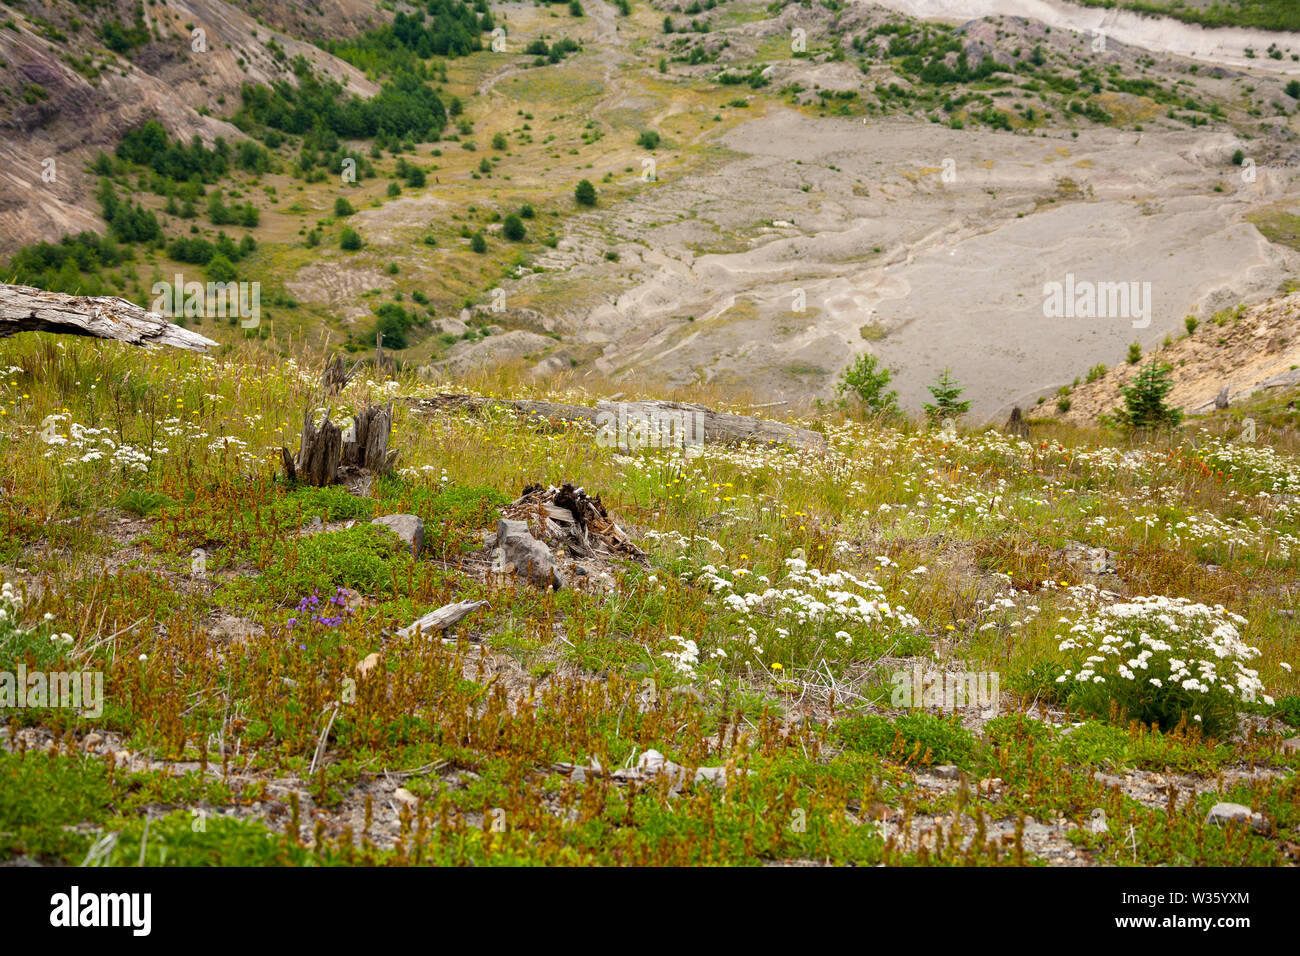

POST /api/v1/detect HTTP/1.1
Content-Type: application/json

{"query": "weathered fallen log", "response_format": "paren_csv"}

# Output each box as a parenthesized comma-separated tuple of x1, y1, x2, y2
(1261, 368, 1300, 390)
(0, 282, 215, 352)
(404, 394, 827, 453)
(397, 599, 488, 638)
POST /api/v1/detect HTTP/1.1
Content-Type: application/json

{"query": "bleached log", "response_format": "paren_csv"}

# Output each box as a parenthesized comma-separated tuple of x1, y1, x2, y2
(397, 599, 488, 638)
(0, 282, 215, 352)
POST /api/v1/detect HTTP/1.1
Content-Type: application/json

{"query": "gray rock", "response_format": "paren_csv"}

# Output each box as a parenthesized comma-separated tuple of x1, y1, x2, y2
(930, 764, 962, 780)
(496, 518, 563, 589)
(1281, 736, 1300, 754)
(1060, 541, 1116, 575)
(372, 514, 424, 557)
(1094, 771, 1124, 789)
(1204, 802, 1266, 831)
(637, 749, 667, 774)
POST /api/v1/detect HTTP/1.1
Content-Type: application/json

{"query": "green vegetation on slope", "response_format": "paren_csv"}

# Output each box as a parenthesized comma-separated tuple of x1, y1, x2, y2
(0, 338, 1296, 865)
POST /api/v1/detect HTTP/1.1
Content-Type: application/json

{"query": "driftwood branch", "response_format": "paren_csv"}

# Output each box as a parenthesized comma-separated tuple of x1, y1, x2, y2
(404, 394, 827, 453)
(397, 600, 488, 639)
(0, 282, 215, 352)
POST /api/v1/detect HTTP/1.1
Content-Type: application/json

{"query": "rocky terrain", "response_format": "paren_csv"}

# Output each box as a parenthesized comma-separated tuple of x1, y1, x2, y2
(3, 1, 1300, 419)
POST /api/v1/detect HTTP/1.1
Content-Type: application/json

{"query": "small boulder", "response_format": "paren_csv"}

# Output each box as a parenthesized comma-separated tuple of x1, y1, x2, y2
(637, 749, 667, 774)
(1204, 802, 1266, 832)
(372, 514, 424, 557)
(496, 518, 563, 589)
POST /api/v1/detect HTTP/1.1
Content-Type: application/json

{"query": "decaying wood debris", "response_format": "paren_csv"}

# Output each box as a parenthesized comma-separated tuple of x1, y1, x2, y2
(404, 394, 827, 453)
(281, 402, 398, 488)
(501, 482, 648, 565)
(321, 354, 363, 395)
(0, 282, 216, 352)
(341, 403, 397, 473)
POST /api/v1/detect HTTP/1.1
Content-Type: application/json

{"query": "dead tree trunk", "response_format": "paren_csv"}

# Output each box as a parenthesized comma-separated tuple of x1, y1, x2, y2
(322, 354, 360, 395)
(0, 282, 215, 351)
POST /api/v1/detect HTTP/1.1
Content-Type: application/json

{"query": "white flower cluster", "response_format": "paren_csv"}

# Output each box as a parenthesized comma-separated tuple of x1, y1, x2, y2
(0, 581, 42, 644)
(642, 529, 725, 553)
(35, 412, 270, 473)
(0, 580, 22, 620)
(661, 635, 700, 678)
(1196, 432, 1300, 493)
(1056, 595, 1273, 707)
(39, 414, 155, 473)
(697, 555, 920, 633)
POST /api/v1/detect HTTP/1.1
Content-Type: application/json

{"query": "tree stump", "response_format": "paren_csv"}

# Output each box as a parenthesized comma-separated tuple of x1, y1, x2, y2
(283, 403, 397, 487)
(1214, 386, 1230, 410)
(1005, 406, 1030, 439)
(340, 402, 398, 476)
